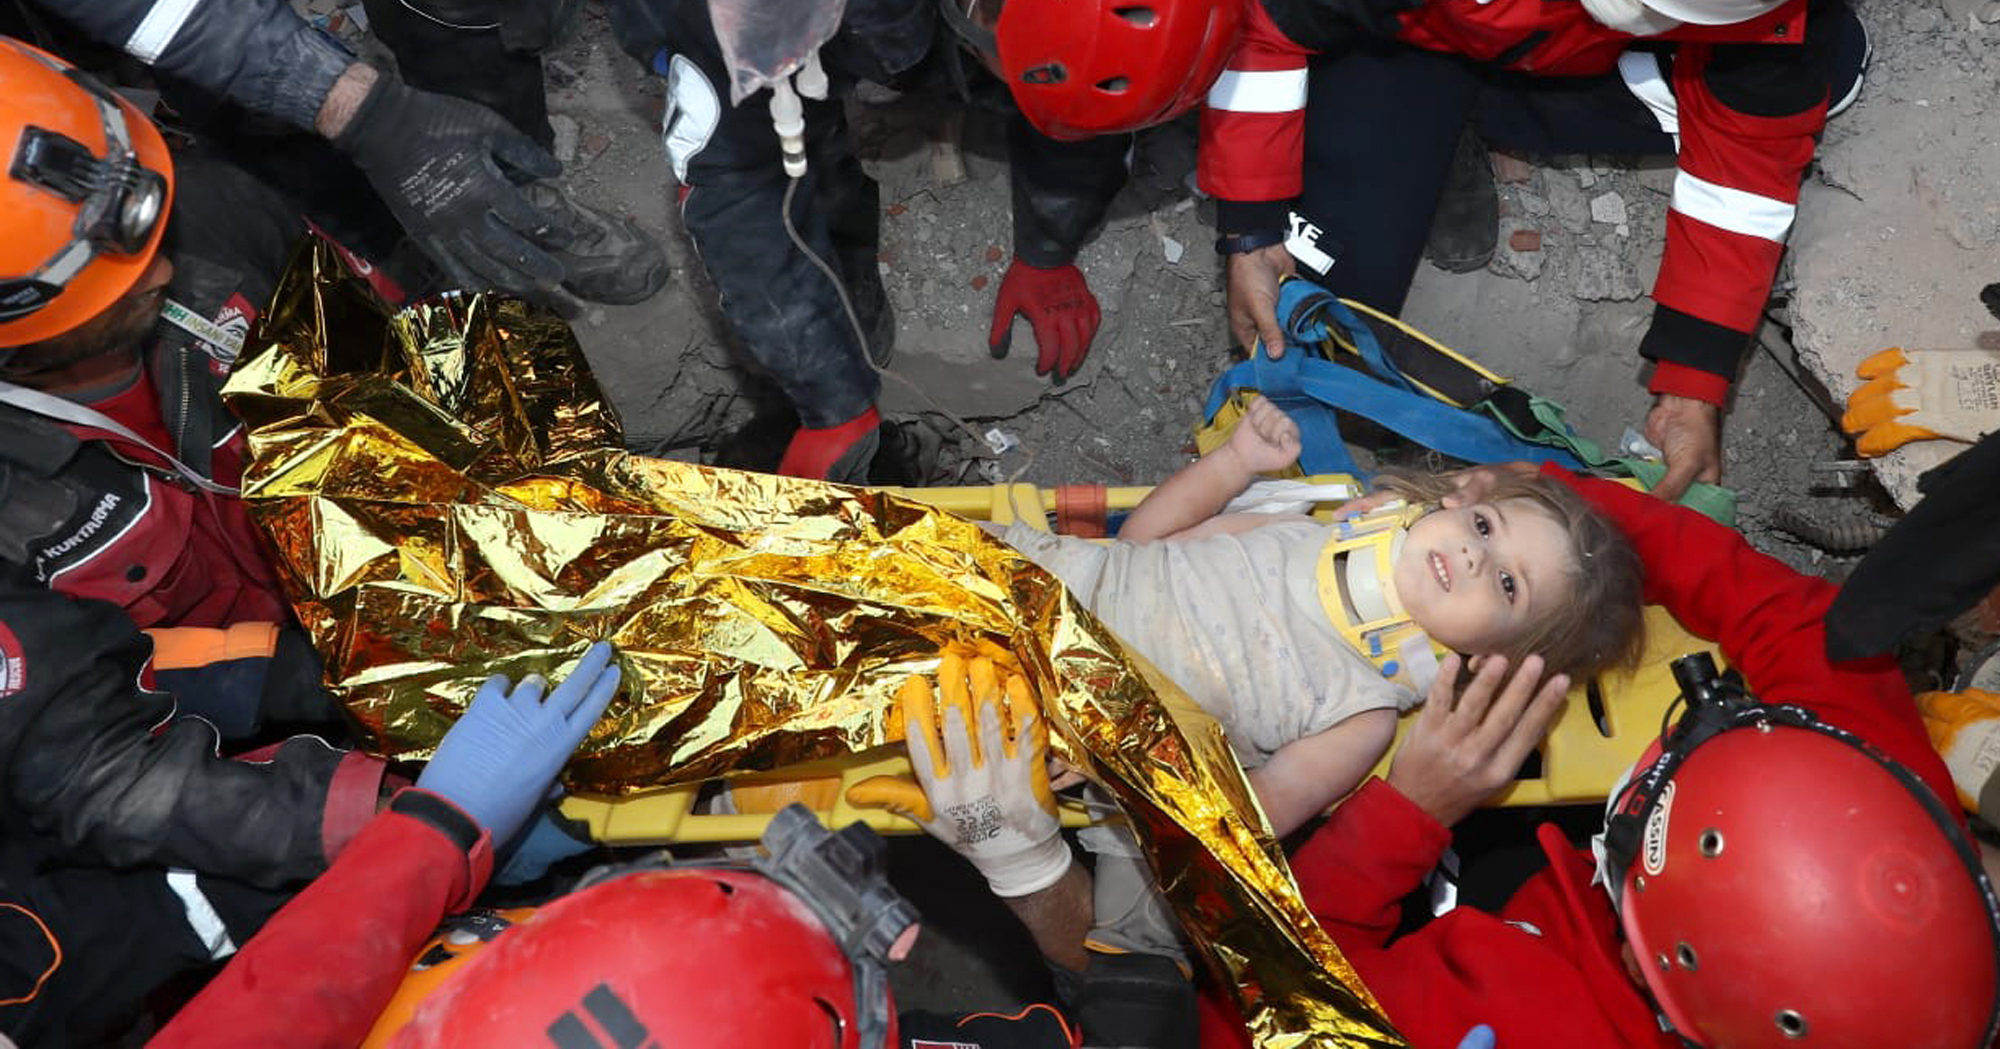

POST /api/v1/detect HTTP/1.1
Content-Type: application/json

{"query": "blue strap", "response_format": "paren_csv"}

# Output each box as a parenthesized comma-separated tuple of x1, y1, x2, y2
(1278, 281, 1412, 392)
(1206, 352, 1584, 477)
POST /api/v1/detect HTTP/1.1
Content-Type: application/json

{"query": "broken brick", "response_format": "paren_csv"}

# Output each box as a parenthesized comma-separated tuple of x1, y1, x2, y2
(1508, 229, 1543, 253)
(984, 245, 1004, 263)
(1490, 152, 1535, 184)
(971, 275, 989, 291)
(886, 203, 908, 216)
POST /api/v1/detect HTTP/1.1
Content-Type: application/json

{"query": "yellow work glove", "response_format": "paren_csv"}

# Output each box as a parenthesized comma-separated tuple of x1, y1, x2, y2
(847, 650, 1068, 897)
(1843, 347, 2000, 457)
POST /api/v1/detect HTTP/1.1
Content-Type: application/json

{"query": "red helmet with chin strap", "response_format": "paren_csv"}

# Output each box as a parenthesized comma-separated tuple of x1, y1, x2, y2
(983, 0, 1245, 141)
(1605, 656, 2000, 1049)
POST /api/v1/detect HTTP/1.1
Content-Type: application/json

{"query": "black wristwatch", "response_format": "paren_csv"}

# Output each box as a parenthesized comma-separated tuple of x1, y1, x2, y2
(1214, 229, 1288, 255)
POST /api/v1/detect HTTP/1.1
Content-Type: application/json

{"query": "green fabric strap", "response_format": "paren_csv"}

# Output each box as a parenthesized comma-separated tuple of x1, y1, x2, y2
(1476, 393, 1737, 526)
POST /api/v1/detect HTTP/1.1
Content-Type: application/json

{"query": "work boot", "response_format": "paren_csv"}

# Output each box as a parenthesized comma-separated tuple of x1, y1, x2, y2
(1049, 953, 1197, 1049)
(1424, 128, 1499, 274)
(522, 181, 670, 305)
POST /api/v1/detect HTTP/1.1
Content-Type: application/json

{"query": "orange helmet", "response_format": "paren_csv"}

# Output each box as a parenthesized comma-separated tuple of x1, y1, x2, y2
(1604, 656, 2000, 1048)
(0, 36, 173, 347)
(942, 0, 1246, 142)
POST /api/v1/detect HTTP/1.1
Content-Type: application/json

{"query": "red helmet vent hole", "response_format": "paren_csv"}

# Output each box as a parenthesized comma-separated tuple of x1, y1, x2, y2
(1112, 6, 1158, 27)
(1095, 76, 1131, 94)
(1775, 1009, 1809, 1039)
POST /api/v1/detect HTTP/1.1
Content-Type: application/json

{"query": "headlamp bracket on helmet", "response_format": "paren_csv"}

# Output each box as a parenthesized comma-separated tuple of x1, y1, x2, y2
(2, 52, 170, 327)
(11, 124, 164, 256)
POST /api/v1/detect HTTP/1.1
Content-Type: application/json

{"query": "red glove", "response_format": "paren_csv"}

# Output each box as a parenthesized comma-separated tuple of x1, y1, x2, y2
(987, 259, 1102, 383)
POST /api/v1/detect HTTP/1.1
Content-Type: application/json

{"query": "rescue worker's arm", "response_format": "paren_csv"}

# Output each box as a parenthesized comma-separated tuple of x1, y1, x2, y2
(148, 794, 494, 1049)
(1637, 5, 1839, 497)
(991, 121, 1129, 382)
(1120, 398, 1301, 542)
(1196, 1, 1335, 358)
(1544, 466, 1961, 814)
(0, 591, 383, 885)
(32, 0, 354, 134)
(33, 0, 567, 299)
(150, 648, 620, 1048)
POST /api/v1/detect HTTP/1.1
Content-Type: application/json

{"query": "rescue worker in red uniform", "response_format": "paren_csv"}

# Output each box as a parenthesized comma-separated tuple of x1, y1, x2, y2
(1202, 0, 1866, 501)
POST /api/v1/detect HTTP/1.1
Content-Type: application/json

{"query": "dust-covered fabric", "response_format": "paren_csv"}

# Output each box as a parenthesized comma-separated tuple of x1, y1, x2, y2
(1001, 520, 1415, 769)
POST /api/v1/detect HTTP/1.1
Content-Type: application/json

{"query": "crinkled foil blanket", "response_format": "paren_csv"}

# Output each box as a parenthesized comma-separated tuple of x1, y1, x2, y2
(226, 238, 1404, 1048)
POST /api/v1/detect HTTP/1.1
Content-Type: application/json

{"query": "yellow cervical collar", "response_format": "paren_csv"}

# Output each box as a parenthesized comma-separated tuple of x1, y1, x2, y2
(1316, 499, 1445, 693)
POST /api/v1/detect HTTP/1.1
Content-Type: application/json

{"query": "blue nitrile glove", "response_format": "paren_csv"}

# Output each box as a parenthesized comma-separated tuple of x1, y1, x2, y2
(1457, 1025, 1496, 1049)
(493, 803, 596, 885)
(415, 641, 621, 845)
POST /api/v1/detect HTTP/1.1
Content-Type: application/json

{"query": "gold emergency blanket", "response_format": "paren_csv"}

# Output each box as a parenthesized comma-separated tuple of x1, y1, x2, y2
(225, 238, 1405, 1048)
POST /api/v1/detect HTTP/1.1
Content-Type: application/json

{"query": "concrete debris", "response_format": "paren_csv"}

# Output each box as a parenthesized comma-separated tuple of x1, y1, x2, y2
(1492, 220, 1545, 282)
(1571, 247, 1643, 302)
(1546, 174, 1591, 234)
(1162, 236, 1185, 265)
(549, 114, 580, 164)
(1590, 191, 1629, 228)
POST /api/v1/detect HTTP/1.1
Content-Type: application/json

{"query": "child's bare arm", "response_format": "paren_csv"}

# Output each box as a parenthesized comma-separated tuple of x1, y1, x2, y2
(1245, 708, 1399, 838)
(1120, 399, 1301, 542)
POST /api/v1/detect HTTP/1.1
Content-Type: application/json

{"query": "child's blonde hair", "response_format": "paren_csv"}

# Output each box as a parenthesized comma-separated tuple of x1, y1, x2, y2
(1375, 470, 1646, 680)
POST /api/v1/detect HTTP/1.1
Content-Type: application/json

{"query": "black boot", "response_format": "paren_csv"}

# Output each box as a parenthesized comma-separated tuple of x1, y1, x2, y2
(522, 182, 671, 306)
(1424, 128, 1498, 274)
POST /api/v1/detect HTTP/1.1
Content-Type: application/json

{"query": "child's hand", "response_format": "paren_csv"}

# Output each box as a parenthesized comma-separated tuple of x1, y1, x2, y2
(1223, 398, 1302, 475)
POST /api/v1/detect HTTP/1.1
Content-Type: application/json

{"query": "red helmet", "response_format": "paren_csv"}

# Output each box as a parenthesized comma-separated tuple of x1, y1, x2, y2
(949, 0, 1245, 141)
(1607, 659, 2000, 1048)
(0, 36, 173, 347)
(383, 811, 918, 1048)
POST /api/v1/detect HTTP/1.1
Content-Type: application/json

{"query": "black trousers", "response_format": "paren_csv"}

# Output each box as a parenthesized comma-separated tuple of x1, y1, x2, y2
(361, 0, 557, 148)
(1295, 3, 1865, 316)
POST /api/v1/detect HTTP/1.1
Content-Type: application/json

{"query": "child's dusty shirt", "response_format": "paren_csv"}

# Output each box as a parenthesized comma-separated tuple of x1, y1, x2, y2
(1000, 519, 1417, 769)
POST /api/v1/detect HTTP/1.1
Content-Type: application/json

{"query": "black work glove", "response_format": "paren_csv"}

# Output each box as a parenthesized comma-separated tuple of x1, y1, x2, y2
(333, 73, 567, 299)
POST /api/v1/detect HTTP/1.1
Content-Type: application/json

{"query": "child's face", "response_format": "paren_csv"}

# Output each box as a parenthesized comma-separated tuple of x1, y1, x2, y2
(1391, 498, 1574, 655)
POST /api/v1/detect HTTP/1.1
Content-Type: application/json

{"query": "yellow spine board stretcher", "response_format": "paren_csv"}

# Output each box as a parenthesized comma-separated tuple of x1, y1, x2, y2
(561, 476, 1721, 845)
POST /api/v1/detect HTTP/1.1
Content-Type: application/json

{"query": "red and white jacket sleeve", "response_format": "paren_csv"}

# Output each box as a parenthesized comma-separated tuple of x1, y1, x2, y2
(1639, 45, 1827, 406)
(1196, 2, 1315, 235)
(149, 789, 494, 1049)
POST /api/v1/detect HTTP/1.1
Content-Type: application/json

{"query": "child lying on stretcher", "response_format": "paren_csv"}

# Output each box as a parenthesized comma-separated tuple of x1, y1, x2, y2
(1002, 398, 1646, 836)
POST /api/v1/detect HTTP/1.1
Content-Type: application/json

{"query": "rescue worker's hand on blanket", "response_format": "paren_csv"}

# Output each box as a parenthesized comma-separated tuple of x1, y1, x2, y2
(415, 641, 622, 846)
(1385, 653, 1568, 828)
(848, 649, 1071, 897)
